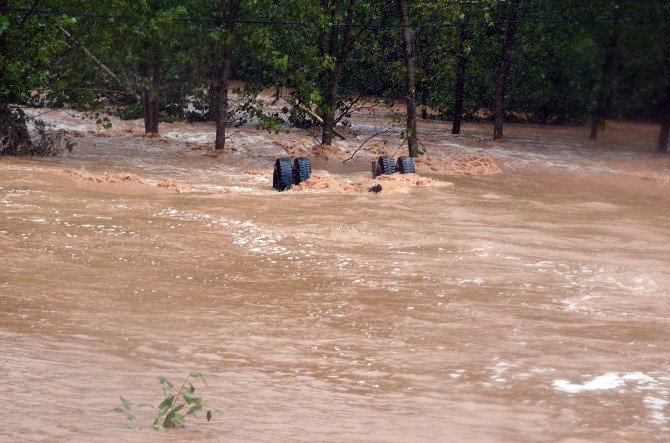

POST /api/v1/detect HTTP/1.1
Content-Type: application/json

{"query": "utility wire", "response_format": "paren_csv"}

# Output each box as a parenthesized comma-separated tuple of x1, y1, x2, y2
(5, 7, 664, 30)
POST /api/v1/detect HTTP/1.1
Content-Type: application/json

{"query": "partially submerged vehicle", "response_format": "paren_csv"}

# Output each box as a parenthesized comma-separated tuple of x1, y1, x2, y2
(272, 156, 416, 192)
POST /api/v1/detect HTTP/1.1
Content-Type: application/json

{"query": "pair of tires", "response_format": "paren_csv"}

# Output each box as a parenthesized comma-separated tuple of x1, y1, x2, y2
(273, 157, 312, 191)
(373, 155, 415, 178)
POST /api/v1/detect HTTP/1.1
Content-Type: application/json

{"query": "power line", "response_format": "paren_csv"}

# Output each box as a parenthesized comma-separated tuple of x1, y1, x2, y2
(5, 6, 664, 30)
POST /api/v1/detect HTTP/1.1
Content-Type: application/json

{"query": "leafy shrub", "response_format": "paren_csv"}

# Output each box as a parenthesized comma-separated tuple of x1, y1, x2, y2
(0, 108, 74, 156)
(119, 103, 144, 121)
(115, 372, 216, 432)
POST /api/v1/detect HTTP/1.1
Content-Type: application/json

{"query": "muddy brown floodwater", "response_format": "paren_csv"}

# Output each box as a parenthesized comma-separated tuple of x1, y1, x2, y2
(1, 109, 669, 441)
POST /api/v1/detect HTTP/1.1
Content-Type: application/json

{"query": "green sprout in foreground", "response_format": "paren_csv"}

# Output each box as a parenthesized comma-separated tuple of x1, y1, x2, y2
(114, 372, 215, 431)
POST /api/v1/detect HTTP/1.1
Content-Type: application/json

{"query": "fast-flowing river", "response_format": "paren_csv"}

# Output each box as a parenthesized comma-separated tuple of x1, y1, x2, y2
(1, 113, 669, 441)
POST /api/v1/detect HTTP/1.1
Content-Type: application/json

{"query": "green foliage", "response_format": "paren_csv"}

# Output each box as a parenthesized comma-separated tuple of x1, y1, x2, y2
(119, 103, 144, 121)
(114, 372, 215, 432)
(1, 0, 669, 138)
(32, 117, 77, 154)
(0, 108, 75, 157)
(113, 397, 136, 429)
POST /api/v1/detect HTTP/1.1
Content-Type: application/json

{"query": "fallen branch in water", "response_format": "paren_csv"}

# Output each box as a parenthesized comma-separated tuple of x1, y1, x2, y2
(295, 103, 346, 140)
(342, 127, 394, 163)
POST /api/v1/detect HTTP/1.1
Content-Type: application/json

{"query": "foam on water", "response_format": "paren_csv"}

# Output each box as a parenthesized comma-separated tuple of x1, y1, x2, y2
(552, 373, 625, 393)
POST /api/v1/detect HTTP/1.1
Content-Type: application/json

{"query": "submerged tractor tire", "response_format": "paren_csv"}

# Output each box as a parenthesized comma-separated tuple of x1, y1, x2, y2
(377, 156, 396, 176)
(396, 156, 416, 174)
(293, 157, 312, 185)
(273, 158, 294, 191)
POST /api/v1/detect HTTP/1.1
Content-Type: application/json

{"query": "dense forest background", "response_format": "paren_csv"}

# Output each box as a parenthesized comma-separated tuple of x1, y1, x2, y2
(1, 0, 669, 155)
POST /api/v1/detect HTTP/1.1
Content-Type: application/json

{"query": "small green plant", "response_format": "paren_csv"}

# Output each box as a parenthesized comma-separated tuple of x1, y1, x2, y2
(114, 372, 215, 431)
(114, 396, 138, 429)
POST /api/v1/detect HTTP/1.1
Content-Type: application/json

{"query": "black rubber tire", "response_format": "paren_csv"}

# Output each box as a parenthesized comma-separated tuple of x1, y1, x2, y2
(396, 156, 415, 174)
(293, 157, 312, 185)
(377, 156, 396, 176)
(273, 158, 294, 191)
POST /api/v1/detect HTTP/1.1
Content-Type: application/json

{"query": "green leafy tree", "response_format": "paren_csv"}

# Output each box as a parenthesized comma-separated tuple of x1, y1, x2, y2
(0, 0, 77, 153)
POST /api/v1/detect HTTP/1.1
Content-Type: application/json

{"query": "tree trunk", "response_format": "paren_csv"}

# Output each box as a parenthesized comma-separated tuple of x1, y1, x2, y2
(321, 0, 358, 146)
(493, 0, 521, 140)
(658, 82, 670, 152)
(452, 21, 469, 135)
(149, 49, 161, 134)
(321, 23, 345, 147)
(208, 82, 218, 122)
(213, 0, 241, 151)
(142, 86, 152, 133)
(0, 0, 8, 106)
(214, 47, 233, 150)
(321, 73, 339, 146)
(659, 40, 670, 152)
(397, 0, 418, 157)
(140, 48, 161, 135)
(590, 32, 619, 141)
(139, 61, 151, 133)
(321, 114, 334, 146)
(418, 36, 430, 120)
(321, 53, 347, 146)
(659, 115, 670, 153)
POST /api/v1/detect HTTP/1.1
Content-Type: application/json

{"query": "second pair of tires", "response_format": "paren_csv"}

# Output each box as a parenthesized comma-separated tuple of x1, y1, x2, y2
(375, 155, 415, 177)
(273, 157, 312, 191)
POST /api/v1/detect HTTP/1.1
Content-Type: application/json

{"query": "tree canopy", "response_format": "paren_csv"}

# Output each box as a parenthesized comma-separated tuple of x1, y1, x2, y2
(1, 0, 669, 152)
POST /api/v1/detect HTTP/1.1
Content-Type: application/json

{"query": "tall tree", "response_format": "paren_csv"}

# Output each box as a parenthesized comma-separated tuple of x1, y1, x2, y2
(589, 17, 620, 140)
(63, 1, 191, 135)
(397, 0, 418, 157)
(493, 0, 520, 140)
(452, 15, 469, 134)
(213, 0, 242, 151)
(319, 0, 372, 146)
(657, 5, 670, 152)
(0, 0, 8, 107)
(60, 1, 189, 135)
(190, 0, 280, 151)
(659, 90, 670, 153)
(140, 47, 162, 134)
(0, 1, 69, 153)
